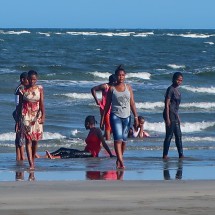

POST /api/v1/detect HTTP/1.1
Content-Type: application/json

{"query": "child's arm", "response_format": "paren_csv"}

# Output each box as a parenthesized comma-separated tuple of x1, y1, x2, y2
(96, 128, 114, 157)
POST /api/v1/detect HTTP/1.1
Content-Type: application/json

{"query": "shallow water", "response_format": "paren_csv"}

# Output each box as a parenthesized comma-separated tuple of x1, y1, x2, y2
(0, 28, 215, 181)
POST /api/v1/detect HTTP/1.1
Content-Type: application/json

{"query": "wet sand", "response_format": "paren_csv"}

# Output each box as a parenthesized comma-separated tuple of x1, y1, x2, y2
(0, 180, 215, 215)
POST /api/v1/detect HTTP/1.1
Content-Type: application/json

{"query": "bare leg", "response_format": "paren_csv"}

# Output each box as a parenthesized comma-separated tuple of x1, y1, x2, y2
(16, 145, 21, 161)
(16, 145, 25, 161)
(105, 130, 111, 141)
(35, 153, 40, 158)
(114, 140, 124, 169)
(30, 140, 38, 169)
(25, 139, 34, 170)
(31, 140, 38, 164)
(46, 150, 61, 159)
(20, 146, 25, 160)
(121, 141, 126, 155)
(15, 132, 21, 161)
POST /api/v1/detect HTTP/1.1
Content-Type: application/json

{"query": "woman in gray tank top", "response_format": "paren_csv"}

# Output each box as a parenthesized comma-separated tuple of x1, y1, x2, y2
(100, 65, 139, 169)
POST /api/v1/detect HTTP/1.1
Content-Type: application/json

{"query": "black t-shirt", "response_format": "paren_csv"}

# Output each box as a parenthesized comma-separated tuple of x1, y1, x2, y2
(163, 85, 181, 121)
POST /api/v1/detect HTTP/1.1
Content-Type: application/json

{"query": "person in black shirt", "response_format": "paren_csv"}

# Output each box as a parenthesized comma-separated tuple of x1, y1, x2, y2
(163, 72, 184, 159)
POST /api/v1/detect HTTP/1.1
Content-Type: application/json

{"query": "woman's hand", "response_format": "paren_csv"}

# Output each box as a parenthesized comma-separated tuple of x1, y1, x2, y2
(15, 122, 19, 132)
(96, 100, 101, 106)
(39, 117, 45, 124)
(166, 119, 171, 127)
(100, 118, 104, 130)
(133, 117, 139, 130)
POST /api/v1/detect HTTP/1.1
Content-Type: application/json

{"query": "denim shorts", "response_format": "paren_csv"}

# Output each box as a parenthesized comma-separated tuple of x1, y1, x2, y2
(110, 113, 131, 142)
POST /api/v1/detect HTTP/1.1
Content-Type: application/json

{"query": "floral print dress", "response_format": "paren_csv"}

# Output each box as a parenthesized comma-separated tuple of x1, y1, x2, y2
(20, 85, 43, 142)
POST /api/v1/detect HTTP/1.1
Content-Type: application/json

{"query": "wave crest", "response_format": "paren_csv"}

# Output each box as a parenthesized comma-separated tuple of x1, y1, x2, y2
(0, 132, 66, 142)
(182, 86, 215, 94)
(145, 121, 215, 133)
(63, 93, 92, 99)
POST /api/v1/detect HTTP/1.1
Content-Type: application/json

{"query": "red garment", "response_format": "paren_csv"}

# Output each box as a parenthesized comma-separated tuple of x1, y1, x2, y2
(99, 84, 111, 131)
(99, 84, 111, 114)
(85, 129, 101, 157)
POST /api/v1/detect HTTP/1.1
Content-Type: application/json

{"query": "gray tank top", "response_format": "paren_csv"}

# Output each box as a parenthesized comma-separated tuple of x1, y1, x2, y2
(111, 84, 131, 118)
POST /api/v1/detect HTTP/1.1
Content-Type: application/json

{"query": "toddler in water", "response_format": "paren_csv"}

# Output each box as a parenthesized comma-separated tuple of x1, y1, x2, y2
(128, 116, 150, 138)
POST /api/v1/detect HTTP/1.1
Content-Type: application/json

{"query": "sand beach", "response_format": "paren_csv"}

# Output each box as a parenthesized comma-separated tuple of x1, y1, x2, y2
(1, 180, 215, 215)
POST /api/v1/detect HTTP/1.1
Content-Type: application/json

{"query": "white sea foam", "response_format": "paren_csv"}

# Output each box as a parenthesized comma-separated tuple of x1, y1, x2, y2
(1, 30, 31, 35)
(133, 32, 154, 37)
(136, 102, 215, 110)
(90, 71, 112, 79)
(204, 42, 214, 45)
(0, 132, 15, 141)
(43, 132, 66, 140)
(113, 32, 133, 37)
(0, 69, 17, 74)
(70, 129, 81, 136)
(67, 31, 133, 37)
(99, 32, 113, 37)
(136, 102, 164, 110)
(181, 121, 215, 133)
(65, 31, 154, 37)
(179, 33, 211, 38)
(182, 86, 215, 94)
(166, 33, 177, 37)
(156, 68, 167, 71)
(63, 92, 92, 100)
(183, 136, 215, 142)
(167, 33, 211, 38)
(167, 64, 186, 69)
(66, 31, 98, 36)
(126, 72, 151, 80)
(144, 122, 164, 133)
(54, 32, 64, 35)
(145, 121, 215, 133)
(167, 33, 212, 39)
(181, 102, 215, 109)
(47, 73, 56, 76)
(38, 32, 50, 37)
(0, 132, 65, 142)
(90, 71, 151, 80)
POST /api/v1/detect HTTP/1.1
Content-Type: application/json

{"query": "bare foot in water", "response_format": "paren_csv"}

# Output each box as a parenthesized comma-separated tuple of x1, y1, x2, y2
(116, 160, 125, 170)
(46, 150, 54, 159)
(162, 155, 169, 160)
(28, 166, 35, 171)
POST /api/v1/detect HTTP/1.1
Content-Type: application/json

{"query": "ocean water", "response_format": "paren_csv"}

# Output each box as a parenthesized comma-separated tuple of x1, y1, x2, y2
(0, 28, 215, 181)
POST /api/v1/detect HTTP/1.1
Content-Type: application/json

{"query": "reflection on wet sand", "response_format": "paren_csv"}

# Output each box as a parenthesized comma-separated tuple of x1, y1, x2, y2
(86, 170, 124, 180)
(15, 171, 35, 181)
(163, 160, 183, 180)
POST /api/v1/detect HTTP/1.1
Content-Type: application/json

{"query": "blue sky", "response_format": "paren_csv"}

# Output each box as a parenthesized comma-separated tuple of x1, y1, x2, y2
(0, 0, 215, 29)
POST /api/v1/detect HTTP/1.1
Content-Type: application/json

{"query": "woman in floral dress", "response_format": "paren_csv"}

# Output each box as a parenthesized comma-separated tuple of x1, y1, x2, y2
(19, 70, 45, 170)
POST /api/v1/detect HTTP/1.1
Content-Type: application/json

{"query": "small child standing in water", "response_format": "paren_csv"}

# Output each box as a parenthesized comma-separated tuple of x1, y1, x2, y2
(13, 72, 29, 161)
